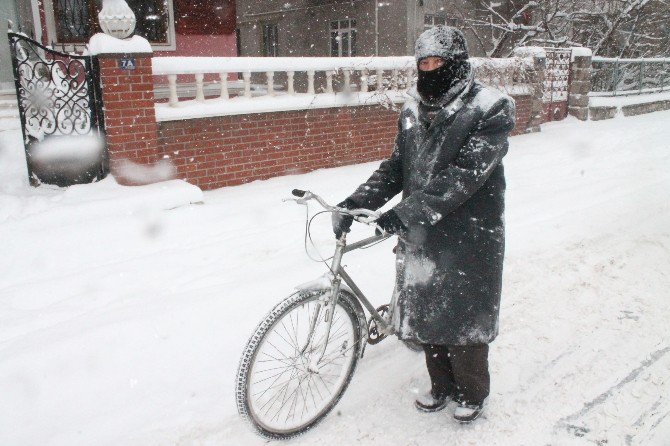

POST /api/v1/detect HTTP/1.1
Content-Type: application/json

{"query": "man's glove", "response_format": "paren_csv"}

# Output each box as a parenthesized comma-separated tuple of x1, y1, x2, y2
(332, 198, 358, 238)
(375, 209, 407, 235)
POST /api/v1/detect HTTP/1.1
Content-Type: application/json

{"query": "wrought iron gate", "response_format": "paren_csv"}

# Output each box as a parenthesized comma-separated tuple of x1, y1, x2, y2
(7, 32, 107, 186)
(542, 47, 571, 122)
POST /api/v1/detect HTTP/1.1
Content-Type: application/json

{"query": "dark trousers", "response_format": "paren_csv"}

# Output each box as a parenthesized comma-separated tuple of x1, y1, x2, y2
(423, 343, 490, 405)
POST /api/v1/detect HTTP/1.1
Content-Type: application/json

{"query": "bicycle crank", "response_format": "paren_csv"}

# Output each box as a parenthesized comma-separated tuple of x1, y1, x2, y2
(367, 304, 390, 345)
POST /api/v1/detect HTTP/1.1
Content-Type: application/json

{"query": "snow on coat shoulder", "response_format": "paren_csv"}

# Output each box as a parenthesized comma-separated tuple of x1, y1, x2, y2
(470, 84, 515, 116)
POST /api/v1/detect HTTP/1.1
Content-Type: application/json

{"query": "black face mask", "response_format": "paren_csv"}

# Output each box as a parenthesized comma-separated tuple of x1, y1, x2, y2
(417, 58, 468, 103)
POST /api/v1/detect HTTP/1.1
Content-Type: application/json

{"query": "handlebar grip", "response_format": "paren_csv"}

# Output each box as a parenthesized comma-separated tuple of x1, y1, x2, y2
(292, 189, 307, 197)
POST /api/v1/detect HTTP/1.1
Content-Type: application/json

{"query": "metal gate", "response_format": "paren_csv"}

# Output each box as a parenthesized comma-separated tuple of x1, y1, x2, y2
(542, 47, 571, 122)
(7, 32, 107, 186)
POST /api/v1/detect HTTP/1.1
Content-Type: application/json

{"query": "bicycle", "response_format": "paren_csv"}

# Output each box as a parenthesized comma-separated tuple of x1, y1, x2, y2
(235, 189, 416, 440)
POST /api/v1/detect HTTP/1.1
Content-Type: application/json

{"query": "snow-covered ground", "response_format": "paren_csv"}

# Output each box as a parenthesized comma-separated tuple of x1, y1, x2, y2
(589, 89, 670, 108)
(1, 110, 669, 445)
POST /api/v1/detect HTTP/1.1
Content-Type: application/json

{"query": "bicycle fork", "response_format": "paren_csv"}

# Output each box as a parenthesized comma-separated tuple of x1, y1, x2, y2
(302, 235, 346, 372)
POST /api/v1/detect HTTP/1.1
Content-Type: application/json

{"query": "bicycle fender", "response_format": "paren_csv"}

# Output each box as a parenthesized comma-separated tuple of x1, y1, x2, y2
(294, 273, 355, 295)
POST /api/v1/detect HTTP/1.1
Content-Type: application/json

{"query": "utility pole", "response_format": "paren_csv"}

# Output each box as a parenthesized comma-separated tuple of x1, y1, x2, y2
(375, 2, 390, 56)
(375, 1, 379, 56)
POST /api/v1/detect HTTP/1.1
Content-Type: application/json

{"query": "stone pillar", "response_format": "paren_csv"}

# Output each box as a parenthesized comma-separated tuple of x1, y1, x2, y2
(568, 47, 592, 121)
(88, 33, 162, 184)
(514, 47, 546, 133)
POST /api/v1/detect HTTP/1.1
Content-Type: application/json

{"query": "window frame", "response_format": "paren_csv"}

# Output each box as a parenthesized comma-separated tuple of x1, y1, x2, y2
(52, 0, 99, 43)
(329, 18, 357, 57)
(44, 0, 176, 52)
(262, 23, 279, 57)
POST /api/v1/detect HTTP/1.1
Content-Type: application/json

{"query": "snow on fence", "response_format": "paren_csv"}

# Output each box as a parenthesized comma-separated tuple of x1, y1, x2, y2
(591, 56, 670, 97)
(152, 55, 535, 122)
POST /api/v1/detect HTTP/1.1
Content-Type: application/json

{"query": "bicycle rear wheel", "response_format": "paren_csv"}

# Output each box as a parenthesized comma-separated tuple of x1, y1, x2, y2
(236, 290, 363, 439)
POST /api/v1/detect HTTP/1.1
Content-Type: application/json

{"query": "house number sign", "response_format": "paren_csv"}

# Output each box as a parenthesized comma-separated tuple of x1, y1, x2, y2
(118, 57, 137, 70)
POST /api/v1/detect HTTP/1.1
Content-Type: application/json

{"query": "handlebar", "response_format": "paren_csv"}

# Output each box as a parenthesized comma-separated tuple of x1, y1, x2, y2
(289, 189, 380, 225)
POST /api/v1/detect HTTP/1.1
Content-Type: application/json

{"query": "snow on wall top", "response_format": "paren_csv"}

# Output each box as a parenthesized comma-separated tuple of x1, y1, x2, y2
(152, 56, 530, 76)
(592, 56, 670, 63)
(154, 91, 410, 122)
(571, 47, 593, 61)
(513, 46, 546, 59)
(153, 56, 417, 75)
(86, 33, 152, 55)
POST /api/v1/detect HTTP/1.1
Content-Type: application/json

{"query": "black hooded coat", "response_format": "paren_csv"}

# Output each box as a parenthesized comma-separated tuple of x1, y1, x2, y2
(348, 65, 515, 346)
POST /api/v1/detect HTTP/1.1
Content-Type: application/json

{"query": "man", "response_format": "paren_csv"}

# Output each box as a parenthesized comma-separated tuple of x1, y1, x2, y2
(332, 26, 515, 423)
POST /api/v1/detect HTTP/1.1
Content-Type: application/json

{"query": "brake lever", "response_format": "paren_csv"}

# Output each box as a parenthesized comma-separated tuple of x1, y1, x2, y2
(282, 197, 310, 206)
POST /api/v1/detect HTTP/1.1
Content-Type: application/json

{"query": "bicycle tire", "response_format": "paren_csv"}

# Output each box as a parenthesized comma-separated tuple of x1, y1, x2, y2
(235, 289, 363, 440)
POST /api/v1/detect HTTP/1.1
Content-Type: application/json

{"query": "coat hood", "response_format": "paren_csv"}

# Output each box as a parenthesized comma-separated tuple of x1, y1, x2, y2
(415, 26, 469, 62)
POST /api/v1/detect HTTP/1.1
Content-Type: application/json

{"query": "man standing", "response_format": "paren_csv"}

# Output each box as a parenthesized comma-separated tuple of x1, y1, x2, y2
(332, 26, 515, 423)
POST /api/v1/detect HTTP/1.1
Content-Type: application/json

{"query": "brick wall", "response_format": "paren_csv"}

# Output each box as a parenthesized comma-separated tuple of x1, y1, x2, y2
(98, 55, 160, 180)
(157, 106, 397, 190)
(513, 95, 533, 134)
(543, 101, 569, 122)
(156, 93, 533, 190)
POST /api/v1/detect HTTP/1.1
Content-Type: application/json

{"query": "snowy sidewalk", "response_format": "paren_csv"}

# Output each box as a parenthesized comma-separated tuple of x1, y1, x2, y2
(1, 111, 669, 445)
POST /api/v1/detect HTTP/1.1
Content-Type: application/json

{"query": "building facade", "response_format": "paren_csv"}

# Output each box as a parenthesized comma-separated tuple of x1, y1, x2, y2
(236, 0, 488, 58)
(1, 1, 35, 88)
(2, 0, 238, 59)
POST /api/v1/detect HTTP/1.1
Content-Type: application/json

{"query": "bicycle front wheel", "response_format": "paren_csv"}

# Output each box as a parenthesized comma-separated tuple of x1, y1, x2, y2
(235, 290, 363, 439)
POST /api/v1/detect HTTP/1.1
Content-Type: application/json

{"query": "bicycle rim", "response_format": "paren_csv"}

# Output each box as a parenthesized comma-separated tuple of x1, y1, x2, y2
(241, 292, 360, 437)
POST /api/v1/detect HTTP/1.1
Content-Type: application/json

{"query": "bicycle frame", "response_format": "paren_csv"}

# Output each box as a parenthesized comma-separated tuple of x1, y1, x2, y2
(299, 231, 395, 370)
(288, 189, 398, 369)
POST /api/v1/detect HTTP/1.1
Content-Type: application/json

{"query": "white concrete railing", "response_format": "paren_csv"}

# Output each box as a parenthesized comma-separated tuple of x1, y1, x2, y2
(152, 56, 533, 122)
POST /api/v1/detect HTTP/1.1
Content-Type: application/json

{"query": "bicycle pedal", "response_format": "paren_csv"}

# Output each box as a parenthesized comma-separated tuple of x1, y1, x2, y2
(367, 304, 390, 345)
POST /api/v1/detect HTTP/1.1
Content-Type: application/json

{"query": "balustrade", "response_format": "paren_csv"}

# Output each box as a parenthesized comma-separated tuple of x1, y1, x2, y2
(152, 56, 533, 121)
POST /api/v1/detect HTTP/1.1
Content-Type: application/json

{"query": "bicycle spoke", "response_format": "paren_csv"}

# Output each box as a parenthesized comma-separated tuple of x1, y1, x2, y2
(284, 374, 304, 424)
(262, 366, 302, 418)
(314, 373, 335, 394)
(306, 374, 318, 413)
(273, 324, 298, 354)
(251, 365, 294, 388)
(321, 343, 356, 361)
(289, 311, 300, 352)
(259, 371, 295, 416)
(299, 374, 310, 421)
(265, 339, 293, 361)
(252, 362, 294, 376)
(279, 319, 298, 352)
(259, 351, 293, 366)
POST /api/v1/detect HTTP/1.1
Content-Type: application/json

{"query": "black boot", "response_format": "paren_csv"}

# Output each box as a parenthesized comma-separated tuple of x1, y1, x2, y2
(453, 401, 484, 423)
(414, 391, 450, 413)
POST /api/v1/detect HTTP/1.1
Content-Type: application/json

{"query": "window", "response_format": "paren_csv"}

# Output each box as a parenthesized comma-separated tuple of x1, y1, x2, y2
(330, 19, 356, 57)
(54, 0, 99, 43)
(424, 14, 462, 29)
(175, 0, 236, 35)
(262, 24, 279, 57)
(49, 0, 175, 48)
(130, 0, 170, 43)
